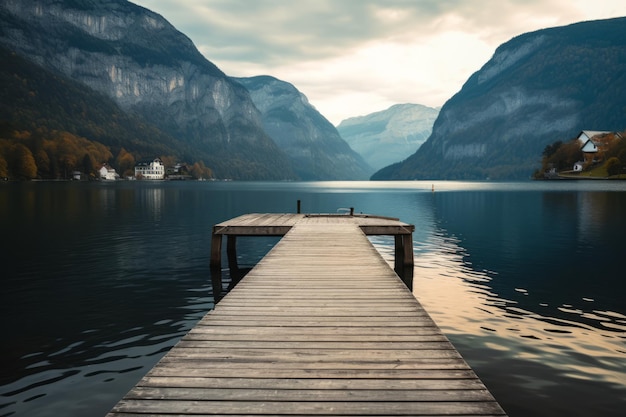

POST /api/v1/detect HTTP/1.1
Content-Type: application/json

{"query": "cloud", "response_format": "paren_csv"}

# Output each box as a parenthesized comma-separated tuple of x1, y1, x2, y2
(133, 0, 626, 123)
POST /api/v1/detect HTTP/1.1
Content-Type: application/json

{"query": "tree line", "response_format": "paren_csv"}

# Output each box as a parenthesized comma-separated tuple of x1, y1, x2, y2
(0, 127, 213, 180)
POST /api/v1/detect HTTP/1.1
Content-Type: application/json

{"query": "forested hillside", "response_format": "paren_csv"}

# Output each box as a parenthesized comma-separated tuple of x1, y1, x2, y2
(0, 47, 212, 179)
(0, 0, 296, 180)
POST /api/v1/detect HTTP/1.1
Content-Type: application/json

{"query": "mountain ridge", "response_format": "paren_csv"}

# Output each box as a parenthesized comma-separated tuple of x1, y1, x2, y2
(0, 0, 296, 180)
(337, 103, 439, 171)
(373, 17, 626, 180)
(234, 75, 373, 180)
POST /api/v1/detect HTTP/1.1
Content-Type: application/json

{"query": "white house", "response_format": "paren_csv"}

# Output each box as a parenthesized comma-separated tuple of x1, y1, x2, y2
(98, 164, 119, 181)
(576, 130, 611, 145)
(135, 158, 165, 180)
(577, 130, 615, 165)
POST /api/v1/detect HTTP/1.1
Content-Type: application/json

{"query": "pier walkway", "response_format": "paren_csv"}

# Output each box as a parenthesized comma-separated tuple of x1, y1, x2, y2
(107, 214, 506, 416)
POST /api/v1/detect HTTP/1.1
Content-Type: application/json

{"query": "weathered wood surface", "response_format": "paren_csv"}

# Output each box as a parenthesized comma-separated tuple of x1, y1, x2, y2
(210, 213, 415, 285)
(108, 218, 506, 416)
(212, 213, 415, 236)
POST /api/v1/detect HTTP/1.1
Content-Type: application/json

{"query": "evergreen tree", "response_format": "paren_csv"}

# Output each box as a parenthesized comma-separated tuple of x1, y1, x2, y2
(82, 153, 94, 176)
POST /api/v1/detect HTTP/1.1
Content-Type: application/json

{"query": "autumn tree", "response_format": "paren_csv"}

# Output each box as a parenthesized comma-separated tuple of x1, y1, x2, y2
(540, 139, 582, 172)
(0, 154, 8, 178)
(604, 132, 626, 161)
(12, 143, 37, 179)
(189, 161, 213, 179)
(115, 147, 135, 177)
(43, 130, 112, 178)
(34, 148, 50, 177)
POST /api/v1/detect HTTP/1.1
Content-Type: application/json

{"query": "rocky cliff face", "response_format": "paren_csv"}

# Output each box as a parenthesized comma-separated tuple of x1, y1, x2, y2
(0, 0, 295, 180)
(337, 104, 439, 171)
(234, 76, 373, 180)
(373, 17, 626, 180)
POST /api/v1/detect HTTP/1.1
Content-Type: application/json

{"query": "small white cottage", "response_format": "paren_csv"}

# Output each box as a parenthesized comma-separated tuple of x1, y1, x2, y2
(98, 164, 119, 181)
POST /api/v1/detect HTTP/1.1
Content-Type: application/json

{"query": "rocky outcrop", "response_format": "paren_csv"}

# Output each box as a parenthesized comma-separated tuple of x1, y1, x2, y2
(234, 76, 373, 180)
(337, 104, 439, 171)
(373, 17, 626, 180)
(0, 0, 295, 179)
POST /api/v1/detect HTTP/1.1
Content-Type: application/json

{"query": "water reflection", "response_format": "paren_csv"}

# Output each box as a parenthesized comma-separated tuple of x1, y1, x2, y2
(367, 188, 626, 417)
(2, 181, 626, 417)
(0, 182, 216, 416)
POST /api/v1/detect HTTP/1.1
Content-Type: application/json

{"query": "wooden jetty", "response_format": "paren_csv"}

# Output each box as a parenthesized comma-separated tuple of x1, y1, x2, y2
(108, 213, 507, 416)
(210, 213, 415, 290)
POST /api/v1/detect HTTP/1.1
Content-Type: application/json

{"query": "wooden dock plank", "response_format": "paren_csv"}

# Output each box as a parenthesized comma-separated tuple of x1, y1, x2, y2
(155, 357, 469, 370)
(123, 386, 497, 402)
(111, 399, 505, 415)
(108, 215, 507, 416)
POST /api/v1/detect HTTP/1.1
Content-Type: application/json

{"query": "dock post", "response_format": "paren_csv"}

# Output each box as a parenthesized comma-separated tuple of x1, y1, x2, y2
(297, 200, 301, 214)
(210, 229, 222, 271)
(210, 267, 223, 302)
(227, 235, 238, 270)
(394, 235, 404, 273)
(394, 234, 414, 290)
(402, 234, 414, 267)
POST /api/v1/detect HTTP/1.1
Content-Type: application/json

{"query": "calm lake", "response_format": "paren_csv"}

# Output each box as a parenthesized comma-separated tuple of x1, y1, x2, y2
(1, 180, 625, 416)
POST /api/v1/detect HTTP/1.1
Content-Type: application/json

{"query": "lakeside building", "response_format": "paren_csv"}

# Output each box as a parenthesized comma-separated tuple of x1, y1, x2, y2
(99, 164, 119, 181)
(135, 158, 165, 180)
(577, 130, 615, 166)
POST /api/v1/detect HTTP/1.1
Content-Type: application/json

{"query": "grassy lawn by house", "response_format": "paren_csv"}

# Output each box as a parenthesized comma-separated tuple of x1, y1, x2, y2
(559, 164, 626, 179)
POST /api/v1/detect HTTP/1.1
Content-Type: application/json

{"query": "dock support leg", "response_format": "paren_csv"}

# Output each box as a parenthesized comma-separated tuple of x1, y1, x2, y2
(394, 235, 404, 272)
(227, 235, 238, 270)
(394, 234, 414, 290)
(210, 232, 222, 271)
(210, 268, 223, 302)
(402, 234, 413, 267)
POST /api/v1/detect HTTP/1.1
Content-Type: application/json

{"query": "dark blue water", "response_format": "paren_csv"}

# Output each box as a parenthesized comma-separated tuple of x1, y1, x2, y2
(1, 180, 625, 416)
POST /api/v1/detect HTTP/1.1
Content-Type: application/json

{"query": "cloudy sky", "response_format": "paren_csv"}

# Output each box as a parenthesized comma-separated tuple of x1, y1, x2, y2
(132, 0, 626, 125)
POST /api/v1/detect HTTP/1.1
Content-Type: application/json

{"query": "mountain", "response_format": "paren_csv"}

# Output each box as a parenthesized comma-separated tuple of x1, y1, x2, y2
(234, 76, 373, 180)
(0, 0, 295, 180)
(373, 17, 626, 180)
(336, 104, 439, 171)
(0, 45, 184, 156)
